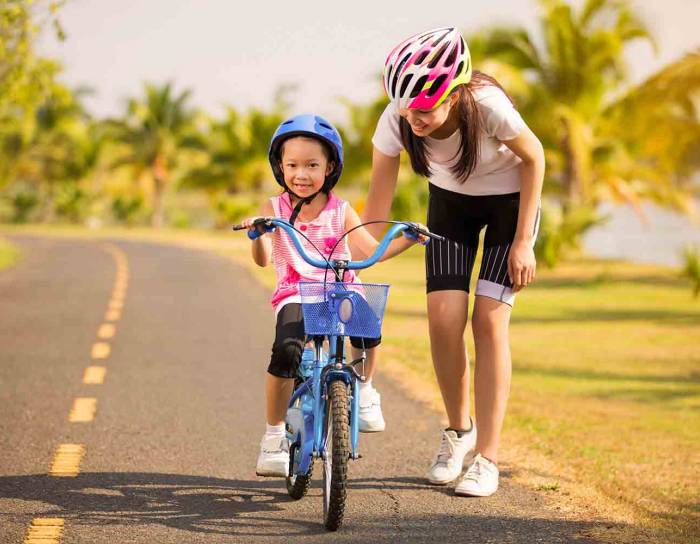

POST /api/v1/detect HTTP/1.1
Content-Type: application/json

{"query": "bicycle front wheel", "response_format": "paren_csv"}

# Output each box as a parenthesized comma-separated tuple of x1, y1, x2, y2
(322, 379, 350, 531)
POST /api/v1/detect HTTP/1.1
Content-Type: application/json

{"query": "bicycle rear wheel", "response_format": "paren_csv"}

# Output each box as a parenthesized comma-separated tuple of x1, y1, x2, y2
(286, 443, 313, 499)
(322, 379, 350, 531)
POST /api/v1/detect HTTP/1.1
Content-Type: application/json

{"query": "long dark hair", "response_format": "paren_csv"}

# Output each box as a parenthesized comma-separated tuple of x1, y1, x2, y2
(399, 71, 515, 183)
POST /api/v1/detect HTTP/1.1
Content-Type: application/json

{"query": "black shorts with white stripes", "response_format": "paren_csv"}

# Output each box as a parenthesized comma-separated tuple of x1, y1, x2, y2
(425, 184, 538, 305)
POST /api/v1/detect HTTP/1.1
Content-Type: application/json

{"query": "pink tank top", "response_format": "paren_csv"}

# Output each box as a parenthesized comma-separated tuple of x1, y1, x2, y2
(269, 192, 357, 313)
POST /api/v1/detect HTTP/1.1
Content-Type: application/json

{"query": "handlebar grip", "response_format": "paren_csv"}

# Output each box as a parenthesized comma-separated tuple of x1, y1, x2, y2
(247, 228, 263, 240)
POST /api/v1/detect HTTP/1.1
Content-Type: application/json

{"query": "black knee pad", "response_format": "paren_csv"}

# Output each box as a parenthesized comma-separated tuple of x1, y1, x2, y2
(268, 337, 303, 378)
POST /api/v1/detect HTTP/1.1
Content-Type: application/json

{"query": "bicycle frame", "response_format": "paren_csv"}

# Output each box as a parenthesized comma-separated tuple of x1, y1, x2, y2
(236, 217, 441, 495)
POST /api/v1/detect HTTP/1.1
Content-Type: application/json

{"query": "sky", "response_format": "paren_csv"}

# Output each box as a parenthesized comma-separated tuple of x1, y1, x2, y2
(39, 0, 700, 124)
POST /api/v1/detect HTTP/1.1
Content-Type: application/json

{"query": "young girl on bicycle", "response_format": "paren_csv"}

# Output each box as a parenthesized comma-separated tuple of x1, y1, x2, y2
(240, 114, 427, 476)
(363, 27, 544, 496)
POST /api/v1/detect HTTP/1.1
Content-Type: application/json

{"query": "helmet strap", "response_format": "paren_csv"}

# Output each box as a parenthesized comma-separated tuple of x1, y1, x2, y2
(287, 188, 322, 226)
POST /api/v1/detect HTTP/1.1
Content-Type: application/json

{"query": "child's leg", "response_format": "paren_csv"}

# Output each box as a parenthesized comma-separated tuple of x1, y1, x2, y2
(265, 373, 294, 426)
(257, 303, 305, 477)
(267, 303, 306, 423)
(350, 344, 378, 380)
(350, 337, 385, 432)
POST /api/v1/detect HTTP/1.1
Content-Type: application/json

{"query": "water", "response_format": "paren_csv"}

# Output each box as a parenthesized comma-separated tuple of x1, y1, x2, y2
(582, 201, 700, 267)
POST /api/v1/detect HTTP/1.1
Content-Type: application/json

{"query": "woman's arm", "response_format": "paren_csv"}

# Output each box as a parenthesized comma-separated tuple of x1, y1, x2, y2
(346, 205, 420, 262)
(502, 126, 545, 291)
(240, 199, 274, 267)
(361, 147, 401, 238)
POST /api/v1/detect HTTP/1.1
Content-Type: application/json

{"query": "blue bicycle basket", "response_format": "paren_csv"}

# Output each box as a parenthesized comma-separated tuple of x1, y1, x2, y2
(298, 282, 390, 338)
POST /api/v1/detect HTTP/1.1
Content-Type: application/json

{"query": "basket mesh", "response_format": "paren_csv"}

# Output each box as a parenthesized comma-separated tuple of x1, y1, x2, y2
(298, 282, 389, 338)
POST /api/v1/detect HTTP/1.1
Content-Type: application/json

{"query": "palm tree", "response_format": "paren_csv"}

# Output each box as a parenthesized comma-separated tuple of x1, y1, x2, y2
(468, 0, 700, 215)
(108, 82, 203, 228)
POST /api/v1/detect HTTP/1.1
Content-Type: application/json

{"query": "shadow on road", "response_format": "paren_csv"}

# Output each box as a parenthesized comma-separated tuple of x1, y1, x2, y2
(0, 472, 615, 542)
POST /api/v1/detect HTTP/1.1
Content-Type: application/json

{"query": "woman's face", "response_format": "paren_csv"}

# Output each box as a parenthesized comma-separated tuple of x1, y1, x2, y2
(280, 137, 333, 198)
(398, 93, 458, 137)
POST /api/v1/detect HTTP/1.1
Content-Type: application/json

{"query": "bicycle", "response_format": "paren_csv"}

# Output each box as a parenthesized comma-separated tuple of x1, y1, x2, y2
(233, 217, 442, 531)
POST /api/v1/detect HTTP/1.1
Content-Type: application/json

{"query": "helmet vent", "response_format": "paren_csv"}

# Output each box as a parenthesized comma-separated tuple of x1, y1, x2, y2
(392, 52, 412, 97)
(427, 42, 449, 68)
(426, 74, 447, 97)
(414, 50, 429, 65)
(456, 60, 464, 76)
(399, 74, 413, 97)
(410, 75, 428, 98)
(431, 29, 450, 47)
(445, 43, 458, 67)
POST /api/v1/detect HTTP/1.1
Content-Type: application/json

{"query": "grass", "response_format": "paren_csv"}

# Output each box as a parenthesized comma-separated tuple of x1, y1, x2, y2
(361, 247, 700, 543)
(0, 237, 19, 271)
(3, 224, 698, 542)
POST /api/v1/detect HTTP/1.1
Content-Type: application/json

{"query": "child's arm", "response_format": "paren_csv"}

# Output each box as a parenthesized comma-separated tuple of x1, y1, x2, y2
(240, 200, 274, 267)
(345, 205, 426, 262)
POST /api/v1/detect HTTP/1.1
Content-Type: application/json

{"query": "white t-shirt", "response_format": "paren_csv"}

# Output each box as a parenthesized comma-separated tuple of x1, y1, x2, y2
(371, 85, 527, 196)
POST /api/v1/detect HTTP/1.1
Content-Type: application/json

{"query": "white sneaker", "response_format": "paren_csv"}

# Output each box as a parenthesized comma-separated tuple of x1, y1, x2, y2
(255, 434, 289, 477)
(455, 453, 499, 497)
(426, 422, 477, 485)
(358, 384, 386, 433)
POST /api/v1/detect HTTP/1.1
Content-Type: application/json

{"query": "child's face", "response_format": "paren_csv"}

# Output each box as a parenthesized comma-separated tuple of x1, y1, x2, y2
(280, 137, 333, 198)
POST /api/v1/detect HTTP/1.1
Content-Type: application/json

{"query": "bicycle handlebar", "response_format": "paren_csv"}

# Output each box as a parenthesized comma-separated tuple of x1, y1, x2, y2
(232, 217, 444, 271)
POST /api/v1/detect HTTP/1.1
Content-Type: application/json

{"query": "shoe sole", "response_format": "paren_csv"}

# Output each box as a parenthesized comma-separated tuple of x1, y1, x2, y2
(359, 424, 386, 433)
(256, 469, 287, 477)
(454, 487, 497, 497)
(427, 477, 456, 486)
(256, 461, 288, 478)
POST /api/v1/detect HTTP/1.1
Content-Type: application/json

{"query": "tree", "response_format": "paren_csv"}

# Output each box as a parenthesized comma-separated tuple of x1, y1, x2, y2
(107, 82, 203, 228)
(468, 0, 700, 215)
(0, 0, 66, 187)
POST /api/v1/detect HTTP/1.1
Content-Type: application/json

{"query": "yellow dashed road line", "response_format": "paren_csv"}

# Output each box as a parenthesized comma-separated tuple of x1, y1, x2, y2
(24, 518, 65, 544)
(83, 366, 107, 384)
(91, 342, 111, 360)
(26, 245, 130, 543)
(104, 309, 121, 322)
(49, 444, 85, 477)
(108, 299, 124, 311)
(97, 323, 116, 339)
(68, 397, 97, 423)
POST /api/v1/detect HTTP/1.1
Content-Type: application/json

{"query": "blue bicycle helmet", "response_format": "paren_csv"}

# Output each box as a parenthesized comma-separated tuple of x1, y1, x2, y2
(268, 114, 344, 193)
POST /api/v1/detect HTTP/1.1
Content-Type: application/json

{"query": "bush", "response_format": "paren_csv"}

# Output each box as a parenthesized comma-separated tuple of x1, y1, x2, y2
(681, 245, 700, 298)
(213, 194, 258, 228)
(10, 191, 39, 223)
(535, 203, 605, 268)
(111, 195, 145, 226)
(390, 175, 428, 223)
(54, 184, 91, 224)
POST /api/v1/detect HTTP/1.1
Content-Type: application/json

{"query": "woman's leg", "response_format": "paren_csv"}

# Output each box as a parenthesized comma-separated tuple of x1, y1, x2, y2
(471, 295, 512, 464)
(427, 289, 471, 430)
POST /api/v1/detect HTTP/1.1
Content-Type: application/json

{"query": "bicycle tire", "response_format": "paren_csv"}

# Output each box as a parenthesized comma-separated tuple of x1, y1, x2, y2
(286, 443, 313, 500)
(323, 379, 350, 531)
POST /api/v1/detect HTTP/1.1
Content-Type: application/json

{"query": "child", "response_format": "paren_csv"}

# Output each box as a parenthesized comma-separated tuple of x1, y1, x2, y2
(240, 114, 427, 477)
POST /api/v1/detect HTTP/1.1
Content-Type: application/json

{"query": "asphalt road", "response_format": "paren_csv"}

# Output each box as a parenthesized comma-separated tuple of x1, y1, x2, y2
(0, 235, 606, 543)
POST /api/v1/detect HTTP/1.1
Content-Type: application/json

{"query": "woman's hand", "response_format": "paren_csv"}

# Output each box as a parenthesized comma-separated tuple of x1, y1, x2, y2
(508, 239, 536, 292)
(403, 222, 430, 245)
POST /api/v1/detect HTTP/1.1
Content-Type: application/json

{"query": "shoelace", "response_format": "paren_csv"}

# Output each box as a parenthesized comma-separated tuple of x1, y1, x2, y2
(464, 459, 483, 481)
(261, 436, 286, 453)
(435, 432, 456, 465)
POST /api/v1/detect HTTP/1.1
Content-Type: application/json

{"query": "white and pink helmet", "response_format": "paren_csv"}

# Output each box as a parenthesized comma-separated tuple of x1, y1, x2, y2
(383, 27, 472, 110)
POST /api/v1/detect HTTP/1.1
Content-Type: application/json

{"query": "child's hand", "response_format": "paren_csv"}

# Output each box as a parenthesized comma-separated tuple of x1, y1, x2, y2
(240, 216, 262, 230)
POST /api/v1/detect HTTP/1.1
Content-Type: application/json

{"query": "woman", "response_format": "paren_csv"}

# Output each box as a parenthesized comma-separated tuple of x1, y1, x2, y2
(363, 27, 544, 497)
